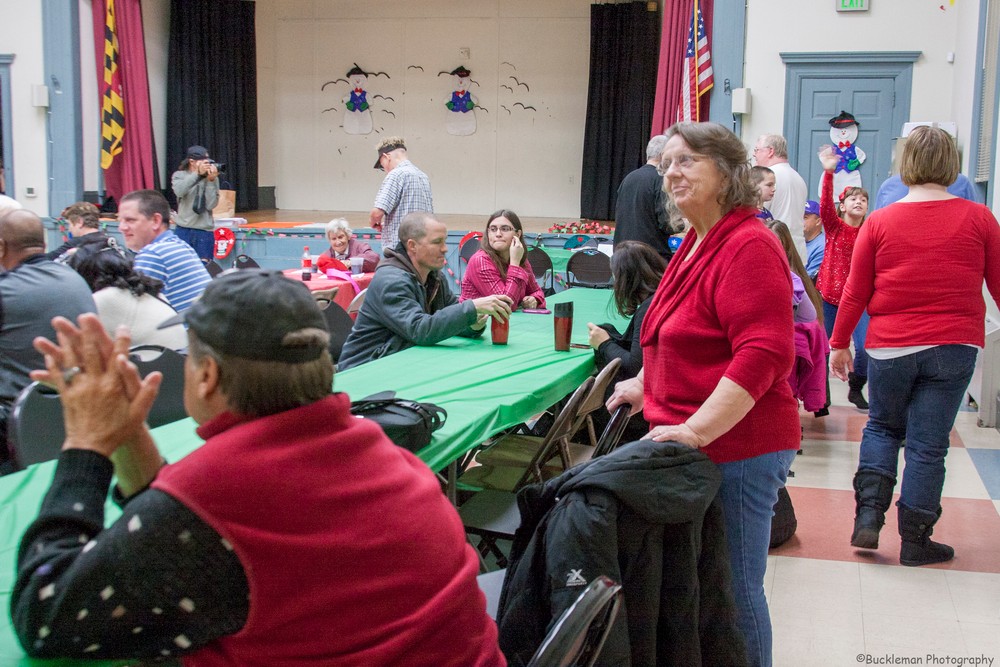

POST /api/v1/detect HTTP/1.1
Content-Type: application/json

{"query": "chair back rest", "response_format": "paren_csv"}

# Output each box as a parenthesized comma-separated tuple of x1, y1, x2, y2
(570, 358, 621, 446)
(7, 382, 66, 468)
(234, 254, 260, 269)
(517, 376, 594, 490)
(323, 302, 355, 363)
(527, 575, 624, 667)
(346, 287, 368, 319)
(312, 287, 339, 308)
(460, 237, 481, 264)
(566, 249, 612, 288)
(204, 259, 224, 278)
(593, 404, 634, 458)
(526, 246, 553, 282)
(128, 345, 188, 428)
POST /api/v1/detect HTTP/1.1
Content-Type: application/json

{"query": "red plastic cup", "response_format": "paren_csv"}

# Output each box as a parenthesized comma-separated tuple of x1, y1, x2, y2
(491, 316, 509, 345)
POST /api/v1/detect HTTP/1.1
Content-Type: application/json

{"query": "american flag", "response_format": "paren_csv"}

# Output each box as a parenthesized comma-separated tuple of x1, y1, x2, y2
(677, 0, 714, 123)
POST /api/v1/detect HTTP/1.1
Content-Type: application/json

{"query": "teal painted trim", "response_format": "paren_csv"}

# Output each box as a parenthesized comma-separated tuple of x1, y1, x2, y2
(42, 0, 84, 214)
(707, 0, 747, 136)
(0, 54, 14, 198)
(779, 51, 919, 172)
(969, 0, 990, 201)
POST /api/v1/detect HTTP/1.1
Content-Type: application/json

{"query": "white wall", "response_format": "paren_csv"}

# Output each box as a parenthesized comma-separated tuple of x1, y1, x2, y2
(256, 0, 590, 217)
(0, 0, 50, 214)
(743, 0, 975, 158)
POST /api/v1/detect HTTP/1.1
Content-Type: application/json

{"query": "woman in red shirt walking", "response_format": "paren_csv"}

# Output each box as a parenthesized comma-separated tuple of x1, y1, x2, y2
(816, 146, 871, 409)
(608, 122, 799, 667)
(831, 126, 1000, 566)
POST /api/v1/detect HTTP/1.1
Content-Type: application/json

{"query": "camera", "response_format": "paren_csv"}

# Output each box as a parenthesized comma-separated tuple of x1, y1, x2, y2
(206, 160, 226, 173)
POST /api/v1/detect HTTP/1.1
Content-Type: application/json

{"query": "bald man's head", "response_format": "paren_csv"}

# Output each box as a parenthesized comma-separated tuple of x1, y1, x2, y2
(0, 210, 46, 269)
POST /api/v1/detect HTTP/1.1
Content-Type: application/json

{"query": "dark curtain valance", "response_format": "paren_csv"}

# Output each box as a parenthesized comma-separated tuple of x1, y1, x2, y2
(166, 0, 258, 211)
(580, 2, 660, 221)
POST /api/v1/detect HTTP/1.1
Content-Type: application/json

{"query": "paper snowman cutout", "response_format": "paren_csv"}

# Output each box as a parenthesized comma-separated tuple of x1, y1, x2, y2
(824, 110, 865, 200)
(342, 64, 373, 136)
(443, 66, 477, 136)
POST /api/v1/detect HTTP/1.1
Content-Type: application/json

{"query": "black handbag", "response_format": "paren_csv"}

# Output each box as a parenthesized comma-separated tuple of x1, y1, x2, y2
(349, 391, 447, 453)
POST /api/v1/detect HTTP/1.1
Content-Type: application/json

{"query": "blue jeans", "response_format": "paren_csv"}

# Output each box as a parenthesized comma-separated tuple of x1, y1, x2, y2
(858, 345, 976, 513)
(717, 448, 797, 667)
(822, 299, 869, 378)
(175, 226, 215, 261)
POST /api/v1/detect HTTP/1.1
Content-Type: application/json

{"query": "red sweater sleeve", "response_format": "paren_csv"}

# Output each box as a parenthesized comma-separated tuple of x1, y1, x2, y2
(983, 209, 1000, 305)
(717, 239, 796, 400)
(830, 219, 876, 349)
(819, 171, 845, 236)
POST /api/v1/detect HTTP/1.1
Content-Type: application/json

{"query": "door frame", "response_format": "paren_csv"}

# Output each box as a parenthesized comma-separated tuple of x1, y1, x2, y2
(779, 51, 920, 178)
(0, 54, 14, 198)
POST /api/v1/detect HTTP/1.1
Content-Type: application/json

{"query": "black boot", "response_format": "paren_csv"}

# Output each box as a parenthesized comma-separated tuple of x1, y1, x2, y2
(898, 504, 954, 566)
(851, 471, 895, 549)
(847, 372, 869, 410)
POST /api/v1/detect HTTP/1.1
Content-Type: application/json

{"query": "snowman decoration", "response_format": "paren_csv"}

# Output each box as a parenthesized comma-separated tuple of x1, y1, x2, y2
(442, 66, 477, 136)
(824, 110, 865, 200)
(342, 63, 373, 136)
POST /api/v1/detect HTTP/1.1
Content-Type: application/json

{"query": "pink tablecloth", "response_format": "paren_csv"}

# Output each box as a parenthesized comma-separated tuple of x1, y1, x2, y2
(282, 269, 373, 311)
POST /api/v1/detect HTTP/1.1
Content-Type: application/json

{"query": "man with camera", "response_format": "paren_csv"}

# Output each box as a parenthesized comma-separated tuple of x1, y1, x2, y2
(171, 145, 221, 261)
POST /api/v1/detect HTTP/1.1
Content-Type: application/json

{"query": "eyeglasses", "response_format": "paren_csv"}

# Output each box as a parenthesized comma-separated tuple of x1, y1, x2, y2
(656, 153, 706, 175)
(488, 225, 515, 234)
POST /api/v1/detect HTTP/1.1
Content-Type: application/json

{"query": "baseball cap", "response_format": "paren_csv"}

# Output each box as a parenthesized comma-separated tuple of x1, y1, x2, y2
(373, 141, 405, 169)
(804, 200, 820, 216)
(186, 145, 210, 160)
(158, 269, 327, 362)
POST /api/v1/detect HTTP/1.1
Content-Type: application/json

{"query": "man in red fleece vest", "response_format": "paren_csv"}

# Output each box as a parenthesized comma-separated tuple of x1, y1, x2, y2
(11, 269, 504, 667)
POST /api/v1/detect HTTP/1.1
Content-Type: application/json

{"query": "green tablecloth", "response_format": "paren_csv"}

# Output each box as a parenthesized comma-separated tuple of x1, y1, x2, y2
(0, 288, 623, 665)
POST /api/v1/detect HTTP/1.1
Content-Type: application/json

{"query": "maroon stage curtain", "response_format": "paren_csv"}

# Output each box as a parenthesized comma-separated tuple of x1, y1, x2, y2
(651, 0, 715, 135)
(91, 0, 157, 201)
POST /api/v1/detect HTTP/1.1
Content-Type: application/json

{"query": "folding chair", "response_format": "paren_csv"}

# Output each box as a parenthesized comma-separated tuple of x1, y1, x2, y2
(526, 246, 555, 295)
(526, 576, 623, 667)
(233, 254, 260, 269)
(346, 287, 367, 320)
(566, 249, 612, 288)
(322, 302, 355, 364)
(312, 287, 339, 308)
(458, 234, 482, 280)
(203, 259, 224, 278)
(128, 345, 188, 428)
(6, 382, 66, 468)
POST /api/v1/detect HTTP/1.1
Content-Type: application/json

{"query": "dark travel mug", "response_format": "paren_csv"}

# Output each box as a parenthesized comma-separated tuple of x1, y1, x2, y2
(554, 302, 573, 351)
(491, 315, 509, 345)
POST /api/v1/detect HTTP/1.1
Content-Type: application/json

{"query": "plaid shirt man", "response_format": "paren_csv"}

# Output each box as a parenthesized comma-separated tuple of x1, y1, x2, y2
(373, 160, 434, 250)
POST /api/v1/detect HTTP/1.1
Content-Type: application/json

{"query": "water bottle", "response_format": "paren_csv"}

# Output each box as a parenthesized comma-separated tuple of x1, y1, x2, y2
(301, 246, 312, 281)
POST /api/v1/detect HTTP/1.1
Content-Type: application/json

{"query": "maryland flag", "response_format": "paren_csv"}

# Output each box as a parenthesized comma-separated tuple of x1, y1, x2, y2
(100, 0, 125, 169)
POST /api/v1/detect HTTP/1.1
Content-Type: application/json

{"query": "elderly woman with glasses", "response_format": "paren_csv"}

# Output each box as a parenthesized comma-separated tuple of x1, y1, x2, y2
(317, 218, 380, 274)
(608, 122, 799, 667)
(459, 209, 545, 310)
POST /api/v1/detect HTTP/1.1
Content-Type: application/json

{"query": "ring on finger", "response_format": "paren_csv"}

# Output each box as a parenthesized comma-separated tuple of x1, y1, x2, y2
(62, 366, 82, 386)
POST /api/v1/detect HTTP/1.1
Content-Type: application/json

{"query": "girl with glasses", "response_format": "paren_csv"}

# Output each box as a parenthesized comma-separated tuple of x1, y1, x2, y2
(459, 209, 545, 310)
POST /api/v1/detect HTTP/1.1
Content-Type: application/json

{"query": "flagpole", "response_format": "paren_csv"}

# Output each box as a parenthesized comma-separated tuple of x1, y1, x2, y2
(692, 0, 700, 122)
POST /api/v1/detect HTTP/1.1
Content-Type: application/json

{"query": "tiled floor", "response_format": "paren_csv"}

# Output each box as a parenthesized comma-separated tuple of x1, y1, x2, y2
(769, 380, 1000, 666)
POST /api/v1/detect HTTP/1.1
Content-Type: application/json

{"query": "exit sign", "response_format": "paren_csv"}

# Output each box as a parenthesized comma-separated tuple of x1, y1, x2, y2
(837, 0, 869, 11)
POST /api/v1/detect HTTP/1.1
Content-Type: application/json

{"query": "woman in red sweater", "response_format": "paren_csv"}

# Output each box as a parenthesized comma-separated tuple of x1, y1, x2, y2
(816, 146, 871, 409)
(831, 126, 1000, 567)
(608, 123, 799, 667)
(459, 210, 545, 310)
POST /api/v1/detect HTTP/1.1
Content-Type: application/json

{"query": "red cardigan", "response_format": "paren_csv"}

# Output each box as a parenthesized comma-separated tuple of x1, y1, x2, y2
(831, 197, 1000, 350)
(459, 249, 545, 308)
(640, 208, 800, 464)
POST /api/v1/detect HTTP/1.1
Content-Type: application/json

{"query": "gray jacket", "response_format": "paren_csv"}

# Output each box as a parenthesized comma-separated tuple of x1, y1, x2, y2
(171, 169, 220, 231)
(337, 246, 481, 369)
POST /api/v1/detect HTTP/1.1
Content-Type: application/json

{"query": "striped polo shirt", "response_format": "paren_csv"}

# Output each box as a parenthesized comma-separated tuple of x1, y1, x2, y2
(134, 230, 211, 312)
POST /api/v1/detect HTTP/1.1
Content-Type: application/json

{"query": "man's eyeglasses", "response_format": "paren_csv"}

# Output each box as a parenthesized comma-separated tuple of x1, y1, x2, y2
(488, 225, 515, 234)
